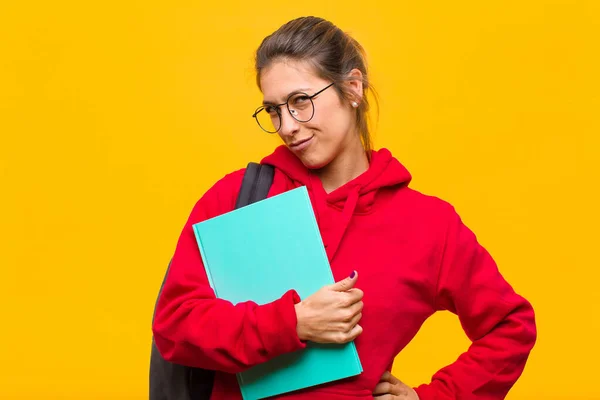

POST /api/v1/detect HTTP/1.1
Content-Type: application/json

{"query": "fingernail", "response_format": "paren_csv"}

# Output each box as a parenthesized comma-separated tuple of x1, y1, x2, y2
(349, 270, 356, 279)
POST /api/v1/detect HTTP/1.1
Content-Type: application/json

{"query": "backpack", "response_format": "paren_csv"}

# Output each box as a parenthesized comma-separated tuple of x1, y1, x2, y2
(150, 162, 275, 400)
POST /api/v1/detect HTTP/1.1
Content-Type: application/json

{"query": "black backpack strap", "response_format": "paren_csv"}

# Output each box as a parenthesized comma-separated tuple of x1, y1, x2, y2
(151, 161, 275, 400)
(235, 162, 275, 208)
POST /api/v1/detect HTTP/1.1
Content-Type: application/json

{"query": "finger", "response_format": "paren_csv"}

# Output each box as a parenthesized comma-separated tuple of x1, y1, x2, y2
(343, 311, 362, 330)
(346, 287, 364, 302)
(373, 380, 403, 396)
(338, 290, 363, 309)
(336, 305, 362, 327)
(381, 370, 401, 385)
(373, 381, 393, 395)
(346, 323, 363, 341)
(373, 395, 394, 400)
(330, 270, 358, 292)
(333, 323, 363, 343)
(340, 312, 362, 331)
(340, 301, 363, 321)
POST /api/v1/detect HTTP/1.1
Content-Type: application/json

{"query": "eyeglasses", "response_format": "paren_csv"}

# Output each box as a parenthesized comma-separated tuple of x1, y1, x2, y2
(252, 82, 335, 133)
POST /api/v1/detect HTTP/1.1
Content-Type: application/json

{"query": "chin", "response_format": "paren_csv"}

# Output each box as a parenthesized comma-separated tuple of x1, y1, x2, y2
(297, 151, 332, 170)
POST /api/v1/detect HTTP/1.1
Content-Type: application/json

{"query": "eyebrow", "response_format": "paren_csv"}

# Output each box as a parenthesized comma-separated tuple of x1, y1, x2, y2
(262, 88, 312, 105)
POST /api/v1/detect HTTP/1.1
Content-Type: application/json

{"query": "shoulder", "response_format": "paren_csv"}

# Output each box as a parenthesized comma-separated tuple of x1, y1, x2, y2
(396, 186, 458, 220)
(190, 167, 247, 219)
(386, 187, 478, 265)
(387, 185, 466, 242)
(207, 167, 247, 200)
(400, 188, 480, 249)
(374, 147, 458, 221)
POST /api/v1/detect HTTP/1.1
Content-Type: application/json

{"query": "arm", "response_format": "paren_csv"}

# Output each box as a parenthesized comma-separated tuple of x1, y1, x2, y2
(415, 207, 537, 400)
(152, 172, 305, 373)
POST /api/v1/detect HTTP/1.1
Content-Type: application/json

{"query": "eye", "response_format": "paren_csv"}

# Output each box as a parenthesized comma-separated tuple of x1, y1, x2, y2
(290, 94, 310, 108)
(264, 105, 279, 116)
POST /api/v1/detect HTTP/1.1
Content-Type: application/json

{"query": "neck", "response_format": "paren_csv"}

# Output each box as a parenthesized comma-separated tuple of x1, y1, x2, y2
(315, 138, 370, 194)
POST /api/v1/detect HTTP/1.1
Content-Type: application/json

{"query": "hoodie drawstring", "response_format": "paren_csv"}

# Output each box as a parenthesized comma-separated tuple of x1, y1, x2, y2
(325, 186, 360, 261)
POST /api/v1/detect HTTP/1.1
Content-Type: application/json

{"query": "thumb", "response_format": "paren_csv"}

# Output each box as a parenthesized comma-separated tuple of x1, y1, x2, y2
(331, 270, 357, 292)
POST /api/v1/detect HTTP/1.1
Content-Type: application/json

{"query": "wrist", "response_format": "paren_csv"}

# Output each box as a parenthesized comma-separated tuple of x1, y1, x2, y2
(294, 302, 309, 341)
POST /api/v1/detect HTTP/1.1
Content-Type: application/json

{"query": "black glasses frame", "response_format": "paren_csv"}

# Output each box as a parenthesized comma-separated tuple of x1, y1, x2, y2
(252, 82, 335, 133)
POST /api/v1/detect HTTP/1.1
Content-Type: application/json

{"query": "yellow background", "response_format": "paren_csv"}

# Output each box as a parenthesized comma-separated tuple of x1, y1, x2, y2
(1, 1, 598, 399)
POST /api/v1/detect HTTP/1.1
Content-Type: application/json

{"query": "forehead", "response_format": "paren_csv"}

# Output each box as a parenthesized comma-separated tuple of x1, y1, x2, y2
(260, 60, 327, 103)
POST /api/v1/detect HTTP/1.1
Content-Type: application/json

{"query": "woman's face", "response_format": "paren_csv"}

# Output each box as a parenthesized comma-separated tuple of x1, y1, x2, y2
(259, 59, 360, 169)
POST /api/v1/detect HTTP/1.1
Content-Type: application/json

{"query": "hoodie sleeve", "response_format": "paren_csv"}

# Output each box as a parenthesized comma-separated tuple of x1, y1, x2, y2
(414, 207, 537, 400)
(152, 171, 306, 373)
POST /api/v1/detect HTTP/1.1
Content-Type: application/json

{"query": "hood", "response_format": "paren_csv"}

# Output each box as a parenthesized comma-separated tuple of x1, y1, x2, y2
(261, 145, 412, 212)
(261, 145, 412, 261)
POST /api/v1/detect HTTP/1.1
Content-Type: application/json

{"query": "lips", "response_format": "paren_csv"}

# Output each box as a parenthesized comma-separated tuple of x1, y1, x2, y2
(290, 136, 313, 148)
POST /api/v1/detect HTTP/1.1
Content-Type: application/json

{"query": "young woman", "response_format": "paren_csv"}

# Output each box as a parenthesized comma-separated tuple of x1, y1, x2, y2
(152, 16, 536, 400)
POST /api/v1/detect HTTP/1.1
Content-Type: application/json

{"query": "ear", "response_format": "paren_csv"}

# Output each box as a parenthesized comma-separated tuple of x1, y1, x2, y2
(345, 68, 364, 105)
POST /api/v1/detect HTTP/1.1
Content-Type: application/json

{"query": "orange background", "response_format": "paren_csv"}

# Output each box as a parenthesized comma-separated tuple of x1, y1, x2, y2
(1, 1, 599, 398)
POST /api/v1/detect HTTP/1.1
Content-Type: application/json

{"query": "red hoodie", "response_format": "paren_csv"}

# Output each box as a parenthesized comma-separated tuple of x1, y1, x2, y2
(153, 145, 536, 400)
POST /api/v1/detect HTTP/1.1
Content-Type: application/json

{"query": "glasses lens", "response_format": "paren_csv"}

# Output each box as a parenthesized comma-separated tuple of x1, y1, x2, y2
(255, 107, 281, 133)
(287, 93, 314, 122)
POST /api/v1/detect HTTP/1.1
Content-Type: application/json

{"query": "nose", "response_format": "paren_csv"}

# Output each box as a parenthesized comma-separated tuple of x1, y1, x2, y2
(278, 108, 300, 138)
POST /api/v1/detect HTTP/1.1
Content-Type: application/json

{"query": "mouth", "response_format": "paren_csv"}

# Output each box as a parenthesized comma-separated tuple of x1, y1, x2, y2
(289, 135, 314, 150)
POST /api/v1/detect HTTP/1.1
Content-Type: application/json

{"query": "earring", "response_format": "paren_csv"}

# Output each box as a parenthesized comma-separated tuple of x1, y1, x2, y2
(351, 101, 359, 108)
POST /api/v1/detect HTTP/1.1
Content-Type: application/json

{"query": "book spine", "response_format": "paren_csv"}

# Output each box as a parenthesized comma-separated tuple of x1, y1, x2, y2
(192, 224, 218, 296)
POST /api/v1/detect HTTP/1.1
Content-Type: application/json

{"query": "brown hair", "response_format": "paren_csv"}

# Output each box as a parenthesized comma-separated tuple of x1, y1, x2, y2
(255, 16, 377, 155)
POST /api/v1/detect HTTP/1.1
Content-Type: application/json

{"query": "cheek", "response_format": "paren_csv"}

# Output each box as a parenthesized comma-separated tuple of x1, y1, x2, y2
(313, 102, 352, 140)
(304, 114, 352, 167)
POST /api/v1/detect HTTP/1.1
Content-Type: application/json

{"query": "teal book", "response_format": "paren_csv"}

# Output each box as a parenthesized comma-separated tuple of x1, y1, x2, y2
(192, 186, 362, 400)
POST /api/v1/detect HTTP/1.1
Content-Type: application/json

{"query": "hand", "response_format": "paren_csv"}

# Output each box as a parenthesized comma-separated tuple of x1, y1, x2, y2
(294, 270, 363, 344)
(373, 371, 419, 400)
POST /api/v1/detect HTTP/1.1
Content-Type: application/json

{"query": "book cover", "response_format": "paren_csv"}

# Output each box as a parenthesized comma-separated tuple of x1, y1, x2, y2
(192, 186, 362, 400)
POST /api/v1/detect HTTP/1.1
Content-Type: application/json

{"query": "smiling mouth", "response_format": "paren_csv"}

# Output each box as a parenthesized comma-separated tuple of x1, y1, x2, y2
(290, 136, 313, 147)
